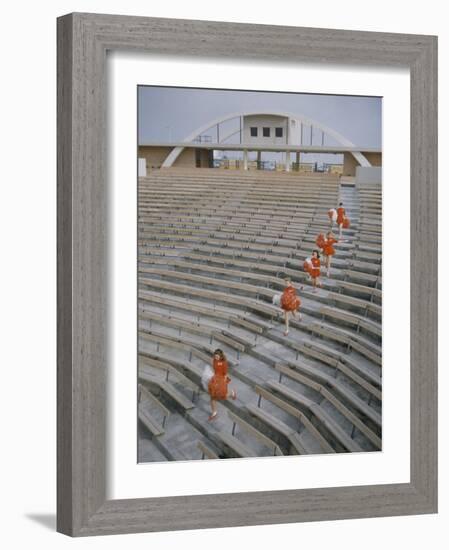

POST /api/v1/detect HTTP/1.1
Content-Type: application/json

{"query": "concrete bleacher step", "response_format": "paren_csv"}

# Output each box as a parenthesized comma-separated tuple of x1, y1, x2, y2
(254, 385, 334, 453)
(197, 440, 220, 460)
(138, 383, 171, 428)
(269, 343, 381, 420)
(185, 398, 280, 459)
(267, 380, 363, 453)
(242, 332, 381, 432)
(139, 289, 271, 333)
(309, 322, 382, 366)
(138, 405, 165, 437)
(300, 288, 380, 320)
(303, 337, 381, 394)
(151, 411, 218, 461)
(140, 259, 285, 290)
(336, 280, 382, 303)
(139, 328, 241, 368)
(275, 365, 381, 449)
(227, 410, 284, 456)
(247, 327, 379, 405)
(139, 311, 251, 354)
(343, 269, 381, 288)
(139, 358, 200, 397)
(246, 403, 308, 455)
(139, 277, 280, 321)
(139, 370, 196, 412)
(138, 395, 214, 462)
(138, 427, 169, 462)
(318, 305, 381, 341)
(327, 291, 382, 319)
(215, 432, 254, 458)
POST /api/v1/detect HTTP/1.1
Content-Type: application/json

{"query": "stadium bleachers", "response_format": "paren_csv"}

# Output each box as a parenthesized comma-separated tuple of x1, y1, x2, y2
(137, 168, 382, 461)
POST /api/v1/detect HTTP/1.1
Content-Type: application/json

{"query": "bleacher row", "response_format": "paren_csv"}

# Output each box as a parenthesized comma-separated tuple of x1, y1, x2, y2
(137, 168, 382, 461)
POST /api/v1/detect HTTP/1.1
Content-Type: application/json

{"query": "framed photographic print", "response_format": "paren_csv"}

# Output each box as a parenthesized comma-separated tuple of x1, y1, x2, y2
(57, 12, 437, 536)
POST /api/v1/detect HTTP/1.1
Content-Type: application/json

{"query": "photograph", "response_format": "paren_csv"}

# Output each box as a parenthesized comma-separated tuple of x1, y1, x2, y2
(137, 86, 383, 462)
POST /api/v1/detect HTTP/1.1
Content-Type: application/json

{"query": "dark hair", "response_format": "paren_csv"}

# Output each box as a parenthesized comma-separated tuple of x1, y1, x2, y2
(313, 249, 320, 258)
(339, 202, 343, 206)
(213, 349, 225, 359)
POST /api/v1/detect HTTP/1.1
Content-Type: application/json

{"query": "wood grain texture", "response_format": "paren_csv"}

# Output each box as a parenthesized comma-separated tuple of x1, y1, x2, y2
(409, 35, 438, 509)
(57, 13, 74, 536)
(56, 12, 438, 537)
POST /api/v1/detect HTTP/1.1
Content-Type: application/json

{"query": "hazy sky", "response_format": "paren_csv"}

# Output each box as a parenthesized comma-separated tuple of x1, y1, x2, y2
(138, 86, 382, 149)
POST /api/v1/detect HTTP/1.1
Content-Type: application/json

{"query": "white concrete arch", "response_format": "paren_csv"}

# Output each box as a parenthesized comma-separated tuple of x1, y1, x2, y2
(161, 109, 371, 168)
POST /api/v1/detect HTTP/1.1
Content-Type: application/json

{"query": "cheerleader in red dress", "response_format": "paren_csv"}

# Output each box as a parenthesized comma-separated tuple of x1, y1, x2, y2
(207, 349, 236, 421)
(336, 202, 350, 238)
(303, 251, 322, 292)
(309, 250, 322, 292)
(322, 231, 338, 277)
(280, 277, 301, 336)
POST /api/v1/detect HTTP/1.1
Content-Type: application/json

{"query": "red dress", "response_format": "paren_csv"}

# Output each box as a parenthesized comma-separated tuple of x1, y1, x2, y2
(323, 236, 338, 256)
(337, 207, 346, 225)
(310, 256, 321, 278)
(208, 357, 231, 400)
(281, 286, 301, 312)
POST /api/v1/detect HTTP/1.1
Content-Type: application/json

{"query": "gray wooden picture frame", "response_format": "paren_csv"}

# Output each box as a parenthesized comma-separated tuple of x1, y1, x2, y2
(57, 12, 438, 537)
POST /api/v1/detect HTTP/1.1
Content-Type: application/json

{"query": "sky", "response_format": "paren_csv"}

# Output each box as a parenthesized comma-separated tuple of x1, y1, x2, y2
(138, 86, 382, 149)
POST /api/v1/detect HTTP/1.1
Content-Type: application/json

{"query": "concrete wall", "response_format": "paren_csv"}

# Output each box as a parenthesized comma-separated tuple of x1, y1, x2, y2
(356, 166, 382, 185)
(138, 146, 173, 171)
(343, 152, 359, 176)
(138, 146, 211, 171)
(243, 114, 288, 146)
(343, 152, 383, 176)
(172, 148, 196, 168)
(364, 152, 382, 167)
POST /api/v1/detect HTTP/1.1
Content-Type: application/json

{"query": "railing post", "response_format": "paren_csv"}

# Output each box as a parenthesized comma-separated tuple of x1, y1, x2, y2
(285, 151, 291, 172)
(243, 149, 248, 171)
